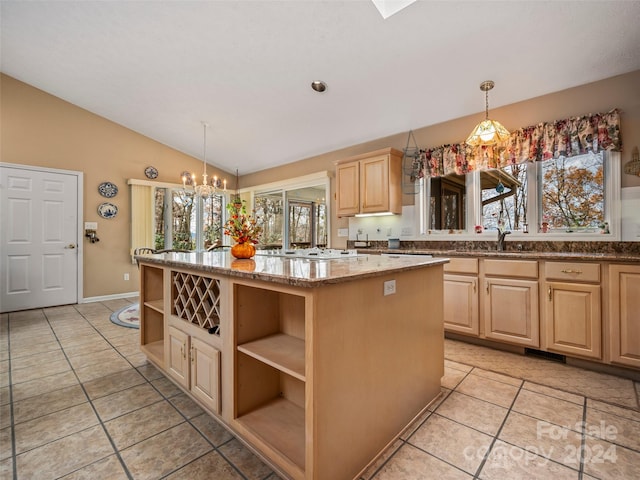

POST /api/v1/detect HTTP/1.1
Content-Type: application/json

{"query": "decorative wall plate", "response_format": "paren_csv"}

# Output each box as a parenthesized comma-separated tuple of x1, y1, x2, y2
(98, 181, 118, 198)
(144, 166, 158, 179)
(181, 171, 194, 185)
(98, 202, 118, 219)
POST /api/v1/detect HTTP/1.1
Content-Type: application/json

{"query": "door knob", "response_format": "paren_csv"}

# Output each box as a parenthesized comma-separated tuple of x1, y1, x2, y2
(65, 244, 76, 249)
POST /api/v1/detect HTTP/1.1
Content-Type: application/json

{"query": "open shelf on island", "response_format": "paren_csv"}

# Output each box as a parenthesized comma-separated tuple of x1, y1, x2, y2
(144, 299, 164, 314)
(237, 397, 305, 472)
(141, 340, 164, 366)
(140, 265, 165, 368)
(237, 333, 305, 381)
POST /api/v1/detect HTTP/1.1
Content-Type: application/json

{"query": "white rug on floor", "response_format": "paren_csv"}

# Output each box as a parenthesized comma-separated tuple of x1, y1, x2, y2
(110, 303, 140, 329)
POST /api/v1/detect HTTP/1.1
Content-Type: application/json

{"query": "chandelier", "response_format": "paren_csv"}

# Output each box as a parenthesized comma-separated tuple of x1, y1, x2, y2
(466, 80, 510, 146)
(183, 122, 226, 197)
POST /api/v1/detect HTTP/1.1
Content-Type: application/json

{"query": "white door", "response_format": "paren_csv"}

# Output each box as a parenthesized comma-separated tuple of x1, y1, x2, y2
(1, 165, 80, 312)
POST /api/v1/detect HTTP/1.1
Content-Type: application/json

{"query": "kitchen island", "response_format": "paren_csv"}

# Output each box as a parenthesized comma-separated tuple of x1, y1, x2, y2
(136, 251, 447, 480)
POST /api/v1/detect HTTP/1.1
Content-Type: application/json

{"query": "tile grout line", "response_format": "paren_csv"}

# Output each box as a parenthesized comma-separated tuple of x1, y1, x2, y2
(6, 314, 18, 480)
(578, 397, 587, 480)
(87, 303, 252, 480)
(42, 306, 136, 480)
(392, 371, 475, 479)
(471, 377, 525, 479)
(8, 306, 251, 480)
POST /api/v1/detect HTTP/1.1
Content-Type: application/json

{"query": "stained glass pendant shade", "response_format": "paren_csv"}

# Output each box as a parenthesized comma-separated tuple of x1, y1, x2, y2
(466, 80, 510, 146)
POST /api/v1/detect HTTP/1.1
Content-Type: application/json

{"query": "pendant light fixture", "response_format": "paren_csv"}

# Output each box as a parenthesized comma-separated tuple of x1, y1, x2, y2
(183, 122, 226, 197)
(466, 80, 510, 146)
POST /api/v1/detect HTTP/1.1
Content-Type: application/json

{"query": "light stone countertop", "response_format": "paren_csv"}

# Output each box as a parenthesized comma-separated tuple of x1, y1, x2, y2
(136, 251, 448, 287)
(363, 248, 640, 263)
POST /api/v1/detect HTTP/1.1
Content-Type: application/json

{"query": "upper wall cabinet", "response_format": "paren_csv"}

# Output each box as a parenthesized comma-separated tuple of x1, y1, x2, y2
(336, 148, 403, 217)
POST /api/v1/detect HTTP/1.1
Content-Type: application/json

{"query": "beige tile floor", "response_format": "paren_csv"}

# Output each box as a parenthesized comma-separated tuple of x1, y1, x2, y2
(1, 300, 639, 479)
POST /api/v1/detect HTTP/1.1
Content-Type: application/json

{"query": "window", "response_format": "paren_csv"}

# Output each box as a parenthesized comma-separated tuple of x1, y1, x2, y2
(149, 184, 223, 251)
(254, 191, 284, 248)
(428, 173, 467, 230)
(539, 152, 604, 231)
(419, 151, 618, 238)
(249, 173, 330, 249)
(481, 164, 528, 232)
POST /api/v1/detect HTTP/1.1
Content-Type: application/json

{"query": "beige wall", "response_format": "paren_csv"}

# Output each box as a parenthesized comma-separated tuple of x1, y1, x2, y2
(242, 70, 640, 248)
(2, 71, 639, 298)
(1, 74, 231, 298)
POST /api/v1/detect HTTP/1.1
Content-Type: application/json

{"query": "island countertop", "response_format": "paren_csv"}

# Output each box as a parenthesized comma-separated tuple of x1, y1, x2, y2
(135, 251, 448, 287)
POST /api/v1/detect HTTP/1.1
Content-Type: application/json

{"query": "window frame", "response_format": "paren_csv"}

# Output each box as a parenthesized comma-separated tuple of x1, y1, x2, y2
(418, 151, 620, 240)
(129, 178, 225, 253)
(237, 171, 331, 249)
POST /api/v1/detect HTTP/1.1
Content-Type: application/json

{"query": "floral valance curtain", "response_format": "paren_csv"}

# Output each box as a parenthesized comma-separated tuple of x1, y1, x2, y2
(417, 109, 621, 178)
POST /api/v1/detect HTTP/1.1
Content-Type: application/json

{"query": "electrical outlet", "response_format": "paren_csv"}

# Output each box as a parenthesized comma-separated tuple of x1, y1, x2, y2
(85, 222, 98, 230)
(383, 280, 396, 296)
(401, 227, 412, 236)
(124, 273, 129, 281)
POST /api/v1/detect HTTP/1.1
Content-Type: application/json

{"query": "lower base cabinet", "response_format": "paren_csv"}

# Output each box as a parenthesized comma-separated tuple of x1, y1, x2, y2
(167, 324, 221, 414)
(444, 274, 479, 335)
(484, 278, 540, 347)
(545, 282, 601, 359)
(609, 264, 640, 368)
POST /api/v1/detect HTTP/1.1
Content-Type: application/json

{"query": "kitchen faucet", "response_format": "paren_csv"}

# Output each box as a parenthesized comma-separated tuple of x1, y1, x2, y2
(497, 229, 511, 251)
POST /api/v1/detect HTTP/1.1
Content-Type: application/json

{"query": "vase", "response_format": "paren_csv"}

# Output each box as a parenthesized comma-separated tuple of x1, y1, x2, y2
(231, 242, 256, 259)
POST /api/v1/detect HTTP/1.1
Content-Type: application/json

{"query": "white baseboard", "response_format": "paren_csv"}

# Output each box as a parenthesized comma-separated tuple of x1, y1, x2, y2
(81, 291, 139, 303)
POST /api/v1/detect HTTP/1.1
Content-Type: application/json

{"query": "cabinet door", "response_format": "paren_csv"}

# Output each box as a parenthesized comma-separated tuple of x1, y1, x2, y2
(336, 161, 359, 216)
(444, 274, 479, 335)
(484, 278, 539, 347)
(545, 282, 601, 359)
(609, 265, 640, 368)
(360, 155, 389, 214)
(190, 337, 221, 414)
(167, 326, 189, 388)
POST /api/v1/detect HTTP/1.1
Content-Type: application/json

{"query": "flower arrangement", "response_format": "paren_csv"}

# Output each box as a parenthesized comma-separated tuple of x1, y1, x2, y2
(223, 198, 263, 245)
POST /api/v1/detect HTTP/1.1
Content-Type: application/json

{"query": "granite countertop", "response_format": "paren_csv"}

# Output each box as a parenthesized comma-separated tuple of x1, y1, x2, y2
(136, 251, 448, 287)
(363, 248, 640, 263)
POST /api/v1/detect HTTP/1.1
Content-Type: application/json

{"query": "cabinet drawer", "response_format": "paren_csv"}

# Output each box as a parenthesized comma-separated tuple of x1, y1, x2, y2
(444, 257, 479, 274)
(483, 259, 538, 279)
(545, 262, 600, 283)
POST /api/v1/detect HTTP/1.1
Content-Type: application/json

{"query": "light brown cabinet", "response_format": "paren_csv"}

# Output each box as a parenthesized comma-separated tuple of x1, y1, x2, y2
(336, 148, 402, 217)
(482, 260, 540, 348)
(544, 262, 601, 359)
(443, 258, 479, 335)
(167, 324, 221, 414)
(609, 264, 640, 368)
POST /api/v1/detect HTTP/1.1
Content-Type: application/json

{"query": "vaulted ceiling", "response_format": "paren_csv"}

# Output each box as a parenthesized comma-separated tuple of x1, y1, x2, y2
(2, 1, 640, 174)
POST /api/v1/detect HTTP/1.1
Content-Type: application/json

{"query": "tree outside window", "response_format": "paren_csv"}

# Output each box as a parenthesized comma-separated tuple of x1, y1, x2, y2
(540, 153, 604, 230)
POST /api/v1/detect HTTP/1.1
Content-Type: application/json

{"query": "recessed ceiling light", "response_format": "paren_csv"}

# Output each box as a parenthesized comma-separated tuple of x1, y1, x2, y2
(311, 81, 327, 93)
